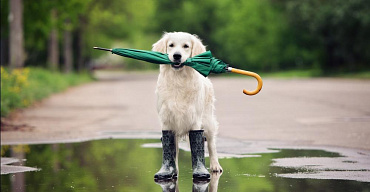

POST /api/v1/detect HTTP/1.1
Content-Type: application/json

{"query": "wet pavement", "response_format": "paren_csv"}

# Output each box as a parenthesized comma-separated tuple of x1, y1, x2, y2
(1, 133, 370, 191)
(2, 73, 370, 150)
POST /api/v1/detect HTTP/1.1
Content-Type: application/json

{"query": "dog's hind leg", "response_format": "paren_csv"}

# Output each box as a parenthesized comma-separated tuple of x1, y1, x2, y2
(205, 133, 222, 172)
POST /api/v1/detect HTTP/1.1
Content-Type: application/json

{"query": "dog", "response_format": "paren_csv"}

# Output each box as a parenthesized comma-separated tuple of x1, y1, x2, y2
(152, 32, 222, 173)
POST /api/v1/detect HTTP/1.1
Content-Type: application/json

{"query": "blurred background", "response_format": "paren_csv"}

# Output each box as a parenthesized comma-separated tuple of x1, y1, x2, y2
(1, 0, 370, 117)
(1, 0, 370, 73)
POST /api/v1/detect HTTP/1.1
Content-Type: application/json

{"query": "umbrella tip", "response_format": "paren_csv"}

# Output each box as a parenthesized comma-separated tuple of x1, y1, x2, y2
(93, 47, 112, 51)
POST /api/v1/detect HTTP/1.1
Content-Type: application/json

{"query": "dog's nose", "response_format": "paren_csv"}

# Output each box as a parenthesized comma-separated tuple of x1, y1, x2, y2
(173, 53, 182, 61)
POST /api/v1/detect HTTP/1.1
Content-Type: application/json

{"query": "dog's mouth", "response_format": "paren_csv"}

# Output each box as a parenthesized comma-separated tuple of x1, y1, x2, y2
(171, 62, 185, 69)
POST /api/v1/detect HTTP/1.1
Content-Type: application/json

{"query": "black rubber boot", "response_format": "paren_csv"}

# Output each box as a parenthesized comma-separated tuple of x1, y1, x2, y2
(192, 179, 210, 192)
(155, 179, 177, 192)
(154, 130, 177, 180)
(189, 130, 211, 179)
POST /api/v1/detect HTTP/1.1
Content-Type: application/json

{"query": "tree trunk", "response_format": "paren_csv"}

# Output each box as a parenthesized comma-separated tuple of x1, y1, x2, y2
(9, 0, 24, 69)
(76, 16, 85, 72)
(63, 19, 73, 73)
(11, 147, 25, 192)
(0, 36, 8, 66)
(47, 9, 59, 71)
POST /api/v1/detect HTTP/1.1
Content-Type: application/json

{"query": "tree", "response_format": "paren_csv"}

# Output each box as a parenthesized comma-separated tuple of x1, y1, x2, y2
(211, 0, 291, 71)
(22, 0, 56, 67)
(76, 16, 86, 72)
(47, 9, 59, 71)
(1, 0, 9, 66)
(63, 19, 73, 73)
(282, 0, 370, 73)
(9, 0, 24, 69)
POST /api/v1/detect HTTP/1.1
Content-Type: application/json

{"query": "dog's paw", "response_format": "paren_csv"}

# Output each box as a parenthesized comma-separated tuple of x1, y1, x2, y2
(210, 170, 222, 179)
(210, 162, 223, 173)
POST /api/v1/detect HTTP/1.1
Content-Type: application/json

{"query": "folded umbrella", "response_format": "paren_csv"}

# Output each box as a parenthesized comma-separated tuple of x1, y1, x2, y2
(93, 47, 262, 95)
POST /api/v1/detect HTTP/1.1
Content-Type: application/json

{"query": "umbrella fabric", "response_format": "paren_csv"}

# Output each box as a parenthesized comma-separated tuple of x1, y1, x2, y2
(183, 51, 228, 77)
(111, 48, 228, 77)
(112, 48, 173, 65)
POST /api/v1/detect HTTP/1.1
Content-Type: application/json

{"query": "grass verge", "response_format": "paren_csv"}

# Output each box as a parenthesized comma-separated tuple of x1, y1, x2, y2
(1, 67, 93, 117)
(331, 71, 370, 79)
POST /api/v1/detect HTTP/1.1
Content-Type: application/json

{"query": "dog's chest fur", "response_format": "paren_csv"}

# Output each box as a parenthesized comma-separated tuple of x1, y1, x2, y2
(156, 67, 205, 135)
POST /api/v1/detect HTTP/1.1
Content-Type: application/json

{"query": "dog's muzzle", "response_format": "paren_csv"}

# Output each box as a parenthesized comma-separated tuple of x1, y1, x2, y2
(171, 53, 184, 69)
(171, 63, 184, 69)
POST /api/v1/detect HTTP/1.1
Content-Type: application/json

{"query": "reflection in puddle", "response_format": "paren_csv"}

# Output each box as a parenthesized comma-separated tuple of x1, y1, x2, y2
(1, 139, 370, 191)
(271, 150, 370, 182)
(154, 173, 221, 192)
(1, 157, 39, 175)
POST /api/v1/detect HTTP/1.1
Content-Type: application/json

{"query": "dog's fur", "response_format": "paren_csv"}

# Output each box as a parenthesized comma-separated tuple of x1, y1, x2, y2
(152, 32, 222, 172)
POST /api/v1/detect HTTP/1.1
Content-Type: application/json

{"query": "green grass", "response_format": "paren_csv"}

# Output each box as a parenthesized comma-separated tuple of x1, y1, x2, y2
(1, 67, 93, 117)
(332, 71, 370, 79)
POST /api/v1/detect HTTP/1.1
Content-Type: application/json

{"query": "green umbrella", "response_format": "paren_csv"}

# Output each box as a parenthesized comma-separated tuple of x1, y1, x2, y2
(93, 47, 262, 95)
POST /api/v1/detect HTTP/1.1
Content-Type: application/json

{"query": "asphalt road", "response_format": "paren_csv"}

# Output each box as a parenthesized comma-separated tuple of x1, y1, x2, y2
(2, 72, 370, 150)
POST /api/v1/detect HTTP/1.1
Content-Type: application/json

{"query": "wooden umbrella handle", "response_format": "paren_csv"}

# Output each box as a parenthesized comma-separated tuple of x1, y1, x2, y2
(228, 67, 263, 95)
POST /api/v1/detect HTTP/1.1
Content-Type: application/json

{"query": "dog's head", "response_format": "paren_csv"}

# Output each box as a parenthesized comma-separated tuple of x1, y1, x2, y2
(152, 32, 206, 71)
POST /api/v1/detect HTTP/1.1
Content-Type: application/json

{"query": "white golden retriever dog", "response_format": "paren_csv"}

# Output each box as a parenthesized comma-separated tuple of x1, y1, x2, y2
(152, 32, 222, 172)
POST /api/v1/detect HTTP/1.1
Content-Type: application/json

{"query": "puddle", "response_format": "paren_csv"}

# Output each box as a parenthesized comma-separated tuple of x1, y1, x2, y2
(1, 158, 40, 175)
(1, 139, 370, 191)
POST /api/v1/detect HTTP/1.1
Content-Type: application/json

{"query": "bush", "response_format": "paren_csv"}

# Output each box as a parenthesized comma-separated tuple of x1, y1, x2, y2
(1, 67, 92, 117)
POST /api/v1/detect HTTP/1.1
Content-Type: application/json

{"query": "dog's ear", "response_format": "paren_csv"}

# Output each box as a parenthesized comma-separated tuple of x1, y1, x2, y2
(191, 35, 206, 57)
(152, 33, 168, 53)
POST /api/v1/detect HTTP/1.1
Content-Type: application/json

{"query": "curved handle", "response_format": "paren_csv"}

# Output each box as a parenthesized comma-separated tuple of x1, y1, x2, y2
(228, 67, 263, 95)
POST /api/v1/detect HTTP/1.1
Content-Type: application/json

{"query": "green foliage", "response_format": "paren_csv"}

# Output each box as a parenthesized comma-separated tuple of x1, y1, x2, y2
(152, 0, 370, 73)
(214, 0, 291, 71)
(282, 0, 370, 73)
(0, 67, 92, 117)
(85, 0, 156, 52)
(152, 0, 320, 72)
(0, 0, 9, 36)
(1, 0, 369, 74)
(23, 1, 52, 52)
(1, 67, 31, 116)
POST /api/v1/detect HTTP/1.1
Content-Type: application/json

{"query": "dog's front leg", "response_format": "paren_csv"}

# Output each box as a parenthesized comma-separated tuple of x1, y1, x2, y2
(154, 130, 178, 179)
(205, 134, 223, 172)
(209, 172, 222, 192)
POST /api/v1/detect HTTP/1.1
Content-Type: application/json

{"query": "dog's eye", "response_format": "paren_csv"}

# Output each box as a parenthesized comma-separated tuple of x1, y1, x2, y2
(183, 44, 189, 48)
(169, 43, 174, 48)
